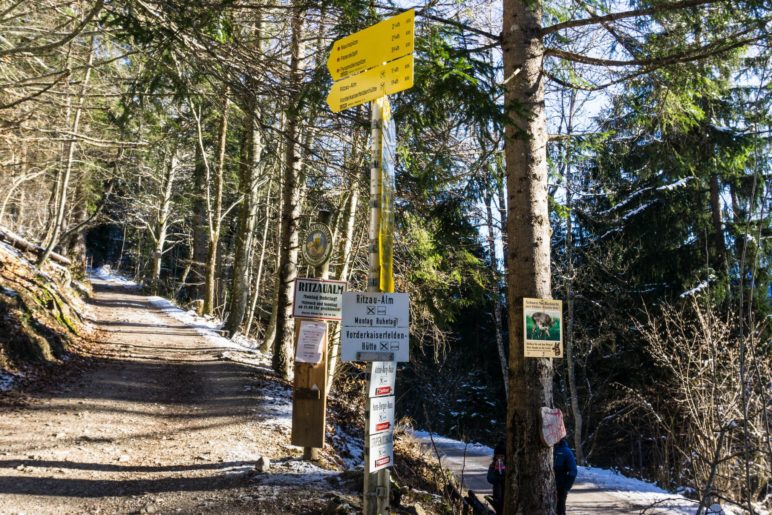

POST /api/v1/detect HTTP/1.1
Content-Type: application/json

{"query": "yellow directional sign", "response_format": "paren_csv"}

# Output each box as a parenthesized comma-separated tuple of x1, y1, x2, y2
(326, 54, 414, 113)
(327, 10, 414, 82)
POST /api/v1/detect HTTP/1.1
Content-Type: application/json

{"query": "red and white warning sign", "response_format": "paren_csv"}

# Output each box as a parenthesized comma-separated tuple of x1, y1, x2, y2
(369, 361, 397, 398)
(369, 395, 395, 434)
(368, 431, 394, 473)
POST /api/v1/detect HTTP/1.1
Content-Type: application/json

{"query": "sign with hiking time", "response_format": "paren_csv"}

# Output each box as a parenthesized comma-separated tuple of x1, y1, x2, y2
(292, 278, 346, 320)
(325, 10, 415, 113)
(523, 298, 563, 358)
(369, 361, 397, 397)
(368, 430, 394, 473)
(327, 9, 414, 81)
(326, 55, 414, 113)
(341, 292, 410, 362)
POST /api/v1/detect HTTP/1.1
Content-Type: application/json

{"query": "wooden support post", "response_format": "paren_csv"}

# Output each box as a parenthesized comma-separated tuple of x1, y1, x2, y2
(291, 319, 328, 458)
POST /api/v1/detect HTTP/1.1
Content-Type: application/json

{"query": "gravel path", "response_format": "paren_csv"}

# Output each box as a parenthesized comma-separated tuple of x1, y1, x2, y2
(0, 279, 336, 515)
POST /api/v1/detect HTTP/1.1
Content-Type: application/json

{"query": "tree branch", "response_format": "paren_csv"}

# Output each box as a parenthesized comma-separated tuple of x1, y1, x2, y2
(541, 0, 723, 37)
(0, 0, 104, 57)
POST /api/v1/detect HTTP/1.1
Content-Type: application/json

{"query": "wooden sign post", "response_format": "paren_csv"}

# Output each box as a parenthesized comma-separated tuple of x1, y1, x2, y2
(291, 319, 328, 459)
(291, 212, 341, 461)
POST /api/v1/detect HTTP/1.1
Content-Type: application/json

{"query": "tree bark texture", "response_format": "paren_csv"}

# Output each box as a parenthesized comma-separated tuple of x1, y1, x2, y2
(272, 3, 305, 379)
(204, 95, 230, 315)
(502, 0, 556, 513)
(223, 99, 262, 335)
(150, 152, 177, 294)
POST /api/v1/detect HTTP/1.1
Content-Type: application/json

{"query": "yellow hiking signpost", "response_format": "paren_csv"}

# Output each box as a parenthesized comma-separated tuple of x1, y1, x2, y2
(326, 9, 414, 81)
(326, 55, 414, 113)
(325, 10, 415, 515)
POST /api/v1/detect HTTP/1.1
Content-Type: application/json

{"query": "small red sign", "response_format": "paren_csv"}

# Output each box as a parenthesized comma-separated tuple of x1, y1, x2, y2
(376, 422, 391, 432)
(375, 386, 392, 395)
(375, 456, 390, 466)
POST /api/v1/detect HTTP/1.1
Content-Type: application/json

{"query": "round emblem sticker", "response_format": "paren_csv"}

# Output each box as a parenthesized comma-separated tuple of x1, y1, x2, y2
(302, 222, 333, 267)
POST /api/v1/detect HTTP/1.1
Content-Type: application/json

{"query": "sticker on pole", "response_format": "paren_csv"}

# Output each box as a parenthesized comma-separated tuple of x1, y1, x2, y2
(368, 431, 394, 472)
(369, 361, 397, 397)
(369, 395, 395, 434)
(523, 298, 563, 358)
(341, 293, 409, 362)
(293, 278, 346, 320)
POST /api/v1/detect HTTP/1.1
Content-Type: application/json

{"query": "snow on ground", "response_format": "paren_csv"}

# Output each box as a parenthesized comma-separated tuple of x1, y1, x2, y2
(147, 295, 255, 353)
(91, 265, 138, 287)
(255, 380, 293, 429)
(412, 431, 491, 457)
(410, 431, 759, 515)
(89, 265, 263, 355)
(577, 466, 697, 513)
(0, 370, 21, 391)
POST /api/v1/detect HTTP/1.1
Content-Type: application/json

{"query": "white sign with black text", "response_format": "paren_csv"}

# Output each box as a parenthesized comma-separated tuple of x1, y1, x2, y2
(295, 320, 326, 364)
(341, 293, 409, 362)
(369, 361, 397, 397)
(293, 278, 346, 320)
(368, 430, 394, 473)
(369, 395, 395, 434)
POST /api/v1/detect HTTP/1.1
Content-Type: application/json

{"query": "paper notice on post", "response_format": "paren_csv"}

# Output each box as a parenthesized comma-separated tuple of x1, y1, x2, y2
(295, 320, 326, 364)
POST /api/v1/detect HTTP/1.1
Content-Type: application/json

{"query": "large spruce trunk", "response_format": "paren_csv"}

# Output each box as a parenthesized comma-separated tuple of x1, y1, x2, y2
(502, 0, 556, 513)
(272, 3, 305, 379)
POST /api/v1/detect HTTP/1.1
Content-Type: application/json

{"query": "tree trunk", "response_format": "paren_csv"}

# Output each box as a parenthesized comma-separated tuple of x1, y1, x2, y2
(245, 173, 275, 338)
(223, 98, 262, 336)
(272, 2, 306, 379)
(709, 173, 726, 273)
(192, 141, 209, 299)
(485, 188, 509, 397)
(150, 152, 177, 294)
(502, 0, 556, 513)
(38, 35, 94, 266)
(204, 95, 229, 316)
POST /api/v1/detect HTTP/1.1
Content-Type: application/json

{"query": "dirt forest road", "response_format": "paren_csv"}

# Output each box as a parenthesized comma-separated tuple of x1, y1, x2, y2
(0, 278, 335, 515)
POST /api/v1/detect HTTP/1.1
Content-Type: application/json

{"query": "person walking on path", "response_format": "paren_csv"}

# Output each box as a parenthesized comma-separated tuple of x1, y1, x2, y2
(486, 439, 506, 514)
(554, 436, 578, 515)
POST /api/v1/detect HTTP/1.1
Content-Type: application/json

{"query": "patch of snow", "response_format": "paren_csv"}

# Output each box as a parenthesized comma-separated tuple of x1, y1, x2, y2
(147, 296, 256, 353)
(622, 201, 656, 220)
(1, 285, 18, 298)
(0, 240, 25, 260)
(90, 265, 138, 287)
(257, 459, 337, 486)
(577, 466, 696, 513)
(598, 186, 654, 216)
(680, 281, 710, 298)
(657, 177, 695, 191)
(0, 370, 22, 391)
(412, 431, 491, 457)
(255, 380, 293, 429)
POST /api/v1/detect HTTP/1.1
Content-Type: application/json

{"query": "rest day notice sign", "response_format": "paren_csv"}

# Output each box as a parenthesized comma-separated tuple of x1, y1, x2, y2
(523, 298, 563, 358)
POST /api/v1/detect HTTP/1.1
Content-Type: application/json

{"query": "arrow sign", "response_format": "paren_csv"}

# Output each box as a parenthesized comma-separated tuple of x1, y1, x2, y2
(326, 54, 414, 113)
(327, 10, 414, 81)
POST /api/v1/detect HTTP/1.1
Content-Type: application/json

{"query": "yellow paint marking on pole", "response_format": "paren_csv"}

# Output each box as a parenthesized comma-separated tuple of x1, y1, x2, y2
(326, 54, 414, 113)
(327, 9, 414, 81)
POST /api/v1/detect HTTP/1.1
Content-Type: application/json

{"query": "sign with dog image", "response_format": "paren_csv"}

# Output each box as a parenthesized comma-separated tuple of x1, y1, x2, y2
(523, 298, 563, 358)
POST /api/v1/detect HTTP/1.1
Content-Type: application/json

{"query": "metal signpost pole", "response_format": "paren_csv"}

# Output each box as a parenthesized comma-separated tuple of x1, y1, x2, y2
(363, 99, 389, 515)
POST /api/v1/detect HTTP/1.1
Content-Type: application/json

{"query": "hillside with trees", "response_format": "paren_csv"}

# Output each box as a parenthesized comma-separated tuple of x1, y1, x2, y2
(0, 1, 769, 514)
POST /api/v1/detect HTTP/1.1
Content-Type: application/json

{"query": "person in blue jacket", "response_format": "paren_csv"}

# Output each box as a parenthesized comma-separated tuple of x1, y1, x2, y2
(553, 437, 578, 515)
